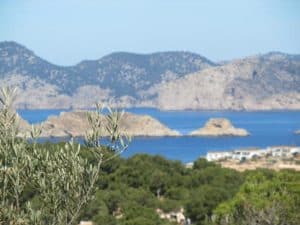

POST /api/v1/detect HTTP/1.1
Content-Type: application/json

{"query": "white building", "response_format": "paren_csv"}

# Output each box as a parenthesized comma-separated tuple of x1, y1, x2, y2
(206, 146, 300, 162)
(266, 146, 292, 157)
(290, 147, 300, 156)
(232, 149, 265, 161)
(206, 151, 232, 161)
(157, 208, 186, 224)
(79, 222, 93, 225)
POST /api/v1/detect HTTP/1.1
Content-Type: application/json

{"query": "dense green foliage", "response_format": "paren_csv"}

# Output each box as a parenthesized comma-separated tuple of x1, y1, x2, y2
(19, 142, 299, 225)
(12, 142, 300, 225)
(76, 153, 245, 225)
(212, 170, 300, 225)
(3, 140, 300, 225)
(77, 152, 300, 225)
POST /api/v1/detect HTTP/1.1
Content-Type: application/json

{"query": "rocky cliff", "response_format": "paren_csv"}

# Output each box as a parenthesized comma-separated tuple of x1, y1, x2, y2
(157, 53, 300, 110)
(189, 118, 249, 136)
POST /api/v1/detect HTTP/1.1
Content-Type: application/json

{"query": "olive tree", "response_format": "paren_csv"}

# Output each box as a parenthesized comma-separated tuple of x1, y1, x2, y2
(0, 87, 130, 225)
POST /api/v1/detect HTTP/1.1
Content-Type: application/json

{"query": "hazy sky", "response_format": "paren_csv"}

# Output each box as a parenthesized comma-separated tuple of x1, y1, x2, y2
(1, 0, 299, 65)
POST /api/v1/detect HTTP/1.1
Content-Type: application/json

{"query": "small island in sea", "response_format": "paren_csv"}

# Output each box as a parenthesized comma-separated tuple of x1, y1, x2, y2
(189, 118, 249, 136)
(18, 111, 180, 137)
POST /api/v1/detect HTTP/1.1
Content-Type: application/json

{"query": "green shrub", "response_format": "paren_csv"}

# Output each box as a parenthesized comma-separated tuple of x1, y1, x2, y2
(212, 170, 300, 225)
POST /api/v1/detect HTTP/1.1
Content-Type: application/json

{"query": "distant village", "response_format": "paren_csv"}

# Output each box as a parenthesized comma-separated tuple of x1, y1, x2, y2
(204, 146, 300, 172)
(206, 146, 300, 162)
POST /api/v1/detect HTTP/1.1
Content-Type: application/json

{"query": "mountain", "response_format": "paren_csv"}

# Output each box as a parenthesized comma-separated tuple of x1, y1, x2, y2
(156, 52, 300, 110)
(0, 41, 300, 110)
(0, 41, 215, 108)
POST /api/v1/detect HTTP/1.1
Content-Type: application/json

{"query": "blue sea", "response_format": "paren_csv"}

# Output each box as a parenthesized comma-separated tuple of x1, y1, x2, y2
(18, 108, 300, 163)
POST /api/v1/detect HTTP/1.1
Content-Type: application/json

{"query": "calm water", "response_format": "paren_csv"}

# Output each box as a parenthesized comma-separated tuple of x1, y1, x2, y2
(18, 108, 300, 163)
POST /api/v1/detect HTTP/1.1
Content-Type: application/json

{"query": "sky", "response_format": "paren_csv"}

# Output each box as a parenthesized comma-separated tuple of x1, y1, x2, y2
(1, 0, 300, 65)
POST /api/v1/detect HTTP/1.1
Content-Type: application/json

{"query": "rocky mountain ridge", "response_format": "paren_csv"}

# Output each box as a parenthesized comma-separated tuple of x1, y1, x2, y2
(0, 41, 215, 109)
(157, 52, 300, 110)
(1, 41, 300, 110)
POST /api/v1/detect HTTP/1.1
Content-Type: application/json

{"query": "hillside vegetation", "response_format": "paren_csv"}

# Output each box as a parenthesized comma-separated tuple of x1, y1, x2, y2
(77, 150, 300, 225)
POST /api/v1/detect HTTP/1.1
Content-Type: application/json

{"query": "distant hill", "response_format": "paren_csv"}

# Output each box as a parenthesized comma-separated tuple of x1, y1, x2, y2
(0, 41, 215, 108)
(157, 52, 300, 110)
(0, 41, 300, 110)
